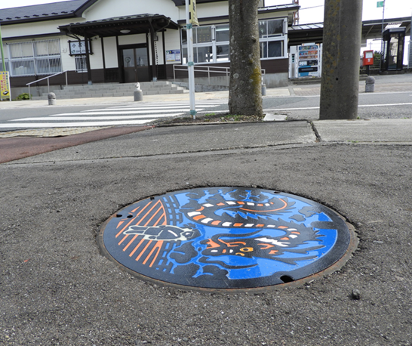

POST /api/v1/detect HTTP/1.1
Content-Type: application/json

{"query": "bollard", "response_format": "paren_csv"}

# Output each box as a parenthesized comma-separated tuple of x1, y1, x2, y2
(48, 92, 56, 105)
(261, 84, 266, 96)
(134, 83, 143, 101)
(365, 76, 375, 93)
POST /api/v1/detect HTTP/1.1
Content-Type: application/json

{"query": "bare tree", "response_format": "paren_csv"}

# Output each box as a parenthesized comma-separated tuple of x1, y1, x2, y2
(228, 0, 263, 117)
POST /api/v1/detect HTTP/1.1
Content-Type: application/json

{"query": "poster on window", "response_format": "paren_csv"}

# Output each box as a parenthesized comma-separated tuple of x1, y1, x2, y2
(298, 45, 320, 77)
(0, 71, 11, 101)
(166, 50, 181, 63)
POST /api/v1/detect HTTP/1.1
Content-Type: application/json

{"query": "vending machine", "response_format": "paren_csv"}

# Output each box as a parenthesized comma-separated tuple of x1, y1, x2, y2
(298, 44, 320, 78)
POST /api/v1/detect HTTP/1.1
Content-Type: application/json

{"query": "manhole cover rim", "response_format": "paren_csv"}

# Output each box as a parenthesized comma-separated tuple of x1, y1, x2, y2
(98, 187, 358, 291)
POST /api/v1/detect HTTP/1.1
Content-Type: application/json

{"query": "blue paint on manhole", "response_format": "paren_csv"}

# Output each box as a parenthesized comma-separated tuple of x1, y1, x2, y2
(98, 187, 354, 289)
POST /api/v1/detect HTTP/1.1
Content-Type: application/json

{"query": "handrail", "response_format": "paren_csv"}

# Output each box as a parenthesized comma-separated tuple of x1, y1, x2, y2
(173, 65, 265, 85)
(26, 70, 69, 99)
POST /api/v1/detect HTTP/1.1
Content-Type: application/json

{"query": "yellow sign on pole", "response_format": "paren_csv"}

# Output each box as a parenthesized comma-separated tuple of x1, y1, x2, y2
(0, 71, 11, 101)
(189, 0, 199, 26)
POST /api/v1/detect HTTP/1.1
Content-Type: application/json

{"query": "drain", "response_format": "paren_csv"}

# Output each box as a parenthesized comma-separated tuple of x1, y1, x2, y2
(98, 187, 357, 291)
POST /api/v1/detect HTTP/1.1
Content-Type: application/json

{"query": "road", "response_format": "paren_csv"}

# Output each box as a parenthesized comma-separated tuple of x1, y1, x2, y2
(265, 91, 412, 120)
(0, 101, 229, 131)
(0, 73, 411, 131)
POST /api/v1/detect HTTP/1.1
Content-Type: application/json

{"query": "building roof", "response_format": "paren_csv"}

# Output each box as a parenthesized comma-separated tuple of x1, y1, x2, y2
(171, 0, 227, 5)
(288, 17, 411, 46)
(59, 14, 179, 38)
(0, 0, 97, 25)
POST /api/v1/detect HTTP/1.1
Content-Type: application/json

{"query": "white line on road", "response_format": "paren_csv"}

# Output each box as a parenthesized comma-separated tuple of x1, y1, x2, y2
(11, 113, 185, 121)
(86, 105, 219, 112)
(269, 103, 412, 111)
(0, 120, 152, 128)
(51, 109, 204, 116)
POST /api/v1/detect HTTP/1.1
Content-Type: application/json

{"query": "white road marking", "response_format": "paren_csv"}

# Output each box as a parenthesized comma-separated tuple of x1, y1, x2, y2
(2, 102, 226, 129)
(51, 109, 204, 116)
(11, 113, 184, 121)
(269, 103, 412, 111)
(0, 120, 152, 128)
(86, 105, 220, 111)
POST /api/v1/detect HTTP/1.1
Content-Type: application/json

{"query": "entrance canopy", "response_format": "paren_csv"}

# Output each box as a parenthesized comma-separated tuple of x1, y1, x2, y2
(59, 14, 179, 38)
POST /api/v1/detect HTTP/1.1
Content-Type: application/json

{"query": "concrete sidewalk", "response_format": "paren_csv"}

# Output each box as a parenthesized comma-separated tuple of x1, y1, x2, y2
(1, 117, 412, 345)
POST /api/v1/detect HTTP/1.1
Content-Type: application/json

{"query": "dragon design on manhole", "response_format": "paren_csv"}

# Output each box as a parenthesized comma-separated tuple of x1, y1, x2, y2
(99, 187, 354, 289)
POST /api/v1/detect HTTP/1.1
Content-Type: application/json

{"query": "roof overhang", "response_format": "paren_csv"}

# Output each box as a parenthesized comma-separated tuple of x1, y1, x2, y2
(288, 17, 411, 46)
(59, 14, 179, 38)
(171, 0, 227, 5)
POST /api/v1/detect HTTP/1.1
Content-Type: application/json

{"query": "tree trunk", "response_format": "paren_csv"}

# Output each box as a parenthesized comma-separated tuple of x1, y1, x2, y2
(229, 0, 263, 116)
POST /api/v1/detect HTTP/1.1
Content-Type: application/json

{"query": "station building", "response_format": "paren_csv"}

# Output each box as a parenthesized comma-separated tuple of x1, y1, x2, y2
(0, 0, 299, 98)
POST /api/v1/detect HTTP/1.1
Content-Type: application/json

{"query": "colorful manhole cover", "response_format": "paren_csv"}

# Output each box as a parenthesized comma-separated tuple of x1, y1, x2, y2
(98, 187, 356, 290)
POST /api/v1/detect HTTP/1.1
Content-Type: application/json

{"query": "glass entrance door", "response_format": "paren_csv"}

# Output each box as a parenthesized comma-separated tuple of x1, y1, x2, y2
(121, 46, 150, 83)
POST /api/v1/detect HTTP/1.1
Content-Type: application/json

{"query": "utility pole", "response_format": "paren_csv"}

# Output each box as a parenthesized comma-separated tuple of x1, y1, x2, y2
(319, 0, 363, 120)
(228, 0, 262, 117)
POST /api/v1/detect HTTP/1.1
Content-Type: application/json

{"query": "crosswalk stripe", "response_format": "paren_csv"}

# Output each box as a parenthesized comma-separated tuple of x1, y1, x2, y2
(91, 105, 220, 111)
(51, 109, 206, 116)
(3, 101, 227, 129)
(11, 113, 184, 121)
(0, 120, 152, 128)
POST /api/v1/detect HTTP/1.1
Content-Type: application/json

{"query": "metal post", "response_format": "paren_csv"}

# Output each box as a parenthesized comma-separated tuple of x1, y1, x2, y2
(0, 25, 6, 72)
(380, 0, 386, 71)
(65, 71, 68, 86)
(185, 0, 196, 119)
(409, 11, 412, 68)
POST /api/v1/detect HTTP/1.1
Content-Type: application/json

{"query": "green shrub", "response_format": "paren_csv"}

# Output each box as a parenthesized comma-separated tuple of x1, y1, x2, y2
(14, 93, 31, 101)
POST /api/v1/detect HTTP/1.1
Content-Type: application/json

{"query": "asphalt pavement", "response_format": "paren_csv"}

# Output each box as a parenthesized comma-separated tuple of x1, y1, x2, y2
(1, 76, 412, 345)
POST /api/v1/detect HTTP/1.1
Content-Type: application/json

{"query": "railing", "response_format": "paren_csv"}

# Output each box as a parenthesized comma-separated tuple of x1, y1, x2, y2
(173, 65, 266, 86)
(26, 71, 69, 99)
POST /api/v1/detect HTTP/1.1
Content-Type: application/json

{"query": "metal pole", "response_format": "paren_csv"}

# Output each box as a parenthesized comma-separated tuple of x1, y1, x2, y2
(185, 0, 196, 119)
(380, 0, 386, 71)
(0, 25, 5, 72)
(409, 11, 412, 68)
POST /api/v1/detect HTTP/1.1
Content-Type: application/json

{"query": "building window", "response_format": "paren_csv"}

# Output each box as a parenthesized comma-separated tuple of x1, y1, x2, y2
(4, 39, 62, 77)
(259, 19, 286, 59)
(75, 55, 88, 73)
(181, 18, 287, 64)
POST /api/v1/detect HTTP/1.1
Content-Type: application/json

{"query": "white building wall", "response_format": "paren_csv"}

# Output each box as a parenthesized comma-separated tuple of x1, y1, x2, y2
(118, 34, 147, 46)
(1, 18, 85, 38)
(83, 0, 179, 21)
(177, 3, 229, 21)
(89, 37, 103, 70)
(60, 36, 76, 71)
(103, 37, 118, 68)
